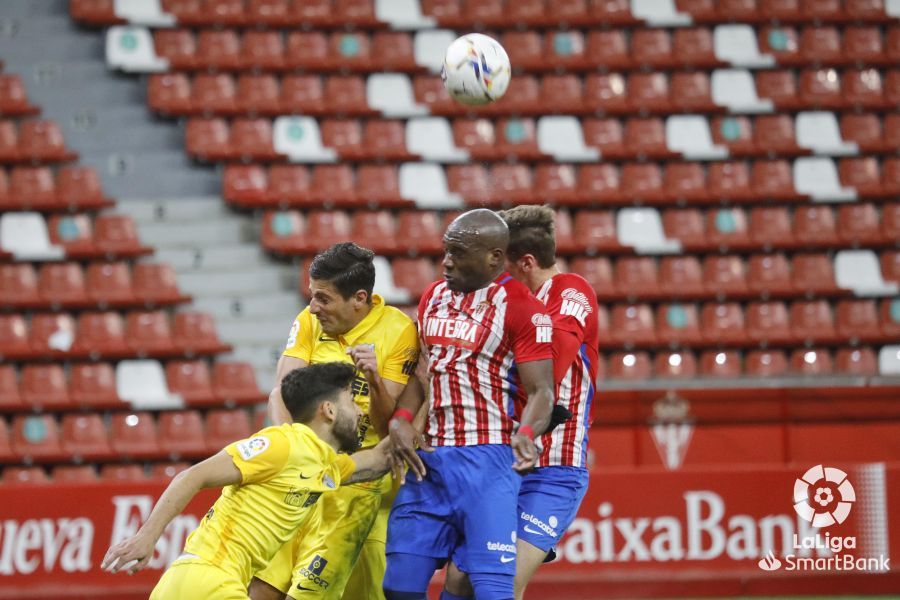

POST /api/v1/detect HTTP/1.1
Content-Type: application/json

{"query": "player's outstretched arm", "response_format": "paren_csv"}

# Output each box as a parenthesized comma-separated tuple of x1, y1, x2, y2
(512, 358, 554, 472)
(387, 375, 432, 483)
(267, 355, 308, 425)
(101, 452, 242, 575)
(344, 436, 392, 483)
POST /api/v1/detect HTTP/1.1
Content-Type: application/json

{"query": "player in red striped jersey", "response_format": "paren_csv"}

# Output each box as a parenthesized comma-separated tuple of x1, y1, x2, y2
(383, 209, 556, 600)
(444, 205, 600, 600)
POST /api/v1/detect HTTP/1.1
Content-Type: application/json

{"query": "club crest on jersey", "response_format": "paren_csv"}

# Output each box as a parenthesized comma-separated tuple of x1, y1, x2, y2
(236, 436, 270, 460)
(285, 318, 300, 349)
(560, 288, 593, 326)
(532, 313, 553, 343)
(471, 301, 490, 318)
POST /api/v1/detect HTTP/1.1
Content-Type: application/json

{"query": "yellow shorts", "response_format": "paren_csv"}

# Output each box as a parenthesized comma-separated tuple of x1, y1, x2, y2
(150, 558, 248, 600)
(255, 473, 396, 600)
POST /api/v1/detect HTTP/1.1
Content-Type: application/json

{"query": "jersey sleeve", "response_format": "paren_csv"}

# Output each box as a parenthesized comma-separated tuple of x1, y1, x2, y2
(282, 309, 314, 362)
(545, 274, 595, 342)
(224, 427, 291, 485)
(505, 292, 554, 364)
(333, 453, 356, 484)
(380, 319, 420, 385)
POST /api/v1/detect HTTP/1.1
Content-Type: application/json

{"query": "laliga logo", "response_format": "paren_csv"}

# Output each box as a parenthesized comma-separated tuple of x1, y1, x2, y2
(792, 465, 856, 528)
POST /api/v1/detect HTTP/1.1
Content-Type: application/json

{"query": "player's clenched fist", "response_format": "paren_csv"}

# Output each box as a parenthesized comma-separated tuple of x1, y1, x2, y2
(510, 432, 538, 472)
(347, 344, 378, 379)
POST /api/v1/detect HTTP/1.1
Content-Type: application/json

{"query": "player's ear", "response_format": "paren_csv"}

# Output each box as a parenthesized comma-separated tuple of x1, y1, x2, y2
(488, 247, 504, 268)
(352, 289, 368, 307)
(320, 399, 336, 423)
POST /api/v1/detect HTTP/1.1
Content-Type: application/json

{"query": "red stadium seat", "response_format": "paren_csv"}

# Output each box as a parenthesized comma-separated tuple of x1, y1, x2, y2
(654, 351, 698, 378)
(0, 264, 38, 308)
(281, 75, 325, 114)
(624, 118, 669, 158)
(540, 75, 584, 114)
(231, 118, 279, 161)
(790, 299, 837, 343)
(206, 408, 252, 452)
(73, 312, 129, 358)
(364, 120, 409, 160)
(663, 163, 706, 204)
(100, 464, 148, 481)
(752, 159, 797, 200)
(709, 161, 753, 202)
(148, 73, 192, 115)
(12, 415, 63, 461)
(835, 347, 878, 376)
(358, 165, 403, 206)
(151, 462, 191, 479)
(699, 350, 743, 378)
(0, 314, 31, 359)
(373, 32, 417, 71)
(844, 27, 885, 64)
(794, 205, 839, 246)
(673, 27, 719, 68)
(0, 365, 23, 411)
(800, 26, 841, 64)
(659, 256, 704, 298)
(3, 467, 49, 484)
(186, 118, 232, 160)
(173, 311, 228, 355)
(496, 118, 541, 160)
(700, 302, 747, 344)
(839, 113, 883, 153)
(536, 164, 579, 205)
(0, 123, 17, 162)
(242, 31, 285, 70)
(748, 253, 793, 297)
(746, 349, 789, 376)
(20, 364, 70, 409)
(52, 465, 99, 482)
(582, 118, 626, 157)
(759, 26, 800, 64)
(703, 255, 748, 296)
(577, 164, 620, 205)
(614, 257, 660, 300)
(839, 157, 883, 197)
(879, 299, 900, 339)
(746, 301, 793, 344)
(609, 304, 656, 347)
(18, 120, 75, 162)
(882, 250, 900, 282)
(109, 412, 160, 459)
(321, 119, 363, 158)
(663, 208, 706, 248)
(790, 348, 834, 376)
(628, 72, 670, 113)
(213, 362, 262, 405)
(29, 312, 76, 357)
(266, 165, 310, 205)
(236, 74, 281, 115)
(632, 29, 675, 68)
(656, 303, 703, 346)
(584, 74, 629, 114)
(196, 30, 241, 70)
(38, 262, 88, 307)
(57, 166, 109, 210)
(711, 117, 754, 156)
(883, 204, 900, 242)
(844, 68, 886, 109)
(159, 410, 207, 458)
(60, 413, 112, 460)
(285, 32, 328, 70)
(224, 164, 268, 206)
(572, 210, 617, 254)
(0, 74, 38, 116)
(838, 203, 882, 245)
(607, 352, 652, 380)
(706, 208, 750, 249)
(325, 76, 370, 115)
(192, 74, 238, 116)
(11, 167, 57, 210)
(94, 214, 148, 256)
(750, 206, 794, 248)
(166, 360, 216, 406)
(488, 164, 533, 206)
(351, 211, 398, 254)
(836, 299, 882, 342)
(502, 32, 543, 71)
(310, 165, 356, 206)
(153, 30, 197, 68)
(396, 211, 442, 255)
(754, 115, 802, 156)
(86, 262, 135, 305)
(330, 32, 372, 71)
(127, 311, 176, 355)
(70, 362, 121, 408)
(133, 263, 186, 305)
(756, 70, 801, 109)
(570, 257, 614, 297)
(670, 72, 715, 112)
(393, 257, 437, 299)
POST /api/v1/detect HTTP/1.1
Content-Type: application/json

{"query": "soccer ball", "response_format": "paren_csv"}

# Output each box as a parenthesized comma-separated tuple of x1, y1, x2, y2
(441, 33, 511, 106)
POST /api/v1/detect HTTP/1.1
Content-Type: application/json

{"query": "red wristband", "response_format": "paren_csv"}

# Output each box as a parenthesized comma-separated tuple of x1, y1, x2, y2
(391, 407, 414, 424)
(517, 425, 535, 440)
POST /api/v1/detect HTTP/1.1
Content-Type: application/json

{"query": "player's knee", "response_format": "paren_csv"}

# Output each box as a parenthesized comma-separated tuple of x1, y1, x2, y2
(248, 577, 288, 600)
(468, 572, 514, 600)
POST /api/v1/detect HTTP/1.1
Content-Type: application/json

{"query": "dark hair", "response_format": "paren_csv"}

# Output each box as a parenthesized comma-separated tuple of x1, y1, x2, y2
(499, 205, 557, 268)
(308, 242, 375, 302)
(280, 362, 356, 423)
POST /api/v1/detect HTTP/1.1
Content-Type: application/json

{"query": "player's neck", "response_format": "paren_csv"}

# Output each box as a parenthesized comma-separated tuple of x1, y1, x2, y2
(306, 420, 343, 452)
(528, 266, 560, 293)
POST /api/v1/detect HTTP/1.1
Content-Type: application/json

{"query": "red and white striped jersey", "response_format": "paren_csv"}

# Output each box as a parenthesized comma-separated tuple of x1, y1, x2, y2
(418, 273, 553, 447)
(534, 272, 599, 468)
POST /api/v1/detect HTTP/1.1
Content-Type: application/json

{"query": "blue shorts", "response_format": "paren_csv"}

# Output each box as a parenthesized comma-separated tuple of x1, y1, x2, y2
(517, 466, 589, 554)
(386, 445, 521, 577)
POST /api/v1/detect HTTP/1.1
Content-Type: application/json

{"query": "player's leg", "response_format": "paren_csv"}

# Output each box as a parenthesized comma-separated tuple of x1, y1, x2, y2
(513, 466, 590, 600)
(151, 559, 249, 600)
(251, 502, 325, 600)
(287, 480, 383, 599)
(341, 472, 395, 599)
(442, 561, 474, 599)
(452, 445, 521, 600)
(384, 448, 457, 599)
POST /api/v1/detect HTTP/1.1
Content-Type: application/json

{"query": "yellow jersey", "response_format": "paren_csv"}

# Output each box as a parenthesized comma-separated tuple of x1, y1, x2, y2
(182, 424, 355, 586)
(283, 294, 418, 449)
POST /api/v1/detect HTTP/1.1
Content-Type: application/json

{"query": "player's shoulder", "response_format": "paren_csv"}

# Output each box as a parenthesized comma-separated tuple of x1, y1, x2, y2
(379, 303, 416, 328)
(553, 272, 597, 300)
(497, 274, 540, 304)
(420, 279, 444, 301)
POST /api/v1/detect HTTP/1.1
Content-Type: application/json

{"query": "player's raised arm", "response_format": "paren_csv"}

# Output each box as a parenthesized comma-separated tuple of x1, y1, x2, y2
(101, 451, 243, 575)
(512, 358, 554, 471)
(267, 354, 309, 425)
(386, 374, 432, 482)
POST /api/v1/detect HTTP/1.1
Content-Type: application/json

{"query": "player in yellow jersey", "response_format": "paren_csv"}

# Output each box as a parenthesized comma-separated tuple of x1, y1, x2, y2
(250, 242, 419, 600)
(101, 362, 399, 599)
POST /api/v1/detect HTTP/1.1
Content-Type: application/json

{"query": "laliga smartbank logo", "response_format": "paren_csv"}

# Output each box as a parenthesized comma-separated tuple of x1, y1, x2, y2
(757, 464, 890, 573)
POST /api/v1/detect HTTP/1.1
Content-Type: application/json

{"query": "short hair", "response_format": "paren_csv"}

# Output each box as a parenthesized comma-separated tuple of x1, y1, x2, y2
(280, 362, 357, 423)
(308, 242, 375, 301)
(499, 205, 556, 268)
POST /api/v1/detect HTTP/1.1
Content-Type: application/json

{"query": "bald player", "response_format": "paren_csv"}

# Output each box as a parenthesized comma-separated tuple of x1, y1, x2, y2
(383, 209, 556, 600)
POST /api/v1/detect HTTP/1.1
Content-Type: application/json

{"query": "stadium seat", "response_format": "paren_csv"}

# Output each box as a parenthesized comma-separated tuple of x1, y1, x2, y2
(838, 203, 882, 245)
(395, 211, 442, 255)
(52, 465, 99, 482)
(583, 74, 629, 115)
(60, 413, 112, 460)
(47, 214, 94, 258)
(0, 365, 23, 411)
(366, 120, 412, 160)
(791, 348, 834, 376)
(0, 314, 31, 360)
(655, 351, 698, 378)
(72, 311, 129, 358)
(839, 157, 883, 198)
(794, 205, 840, 247)
(836, 299, 883, 343)
(746, 301, 793, 344)
(745, 349, 789, 376)
(3, 466, 49, 484)
(373, 32, 417, 71)
(711, 117, 754, 156)
(883, 204, 900, 242)
(166, 360, 216, 406)
(699, 350, 743, 378)
(351, 211, 398, 255)
(393, 257, 436, 299)
(659, 256, 704, 298)
(656, 303, 703, 346)
(624, 118, 670, 158)
(173, 311, 228, 355)
(839, 113, 884, 153)
(703, 255, 748, 296)
(835, 347, 878, 376)
(620, 163, 665, 204)
(242, 31, 285, 70)
(38, 262, 88, 307)
(628, 72, 670, 114)
(236, 74, 281, 115)
(750, 206, 794, 248)
(148, 73, 192, 115)
(0, 74, 39, 116)
(12, 415, 63, 461)
(280, 75, 325, 114)
(488, 164, 532, 206)
(127, 311, 176, 356)
(57, 166, 110, 210)
(358, 165, 404, 207)
(186, 118, 232, 161)
(708, 161, 754, 202)
(614, 257, 660, 300)
(93, 214, 149, 256)
(791, 300, 837, 343)
(755, 70, 800, 109)
(224, 164, 268, 207)
(213, 362, 262, 405)
(20, 364, 70, 409)
(663, 208, 706, 248)
(844, 68, 887, 109)
(109, 412, 160, 458)
(582, 118, 627, 158)
(367, 74, 423, 117)
(670, 72, 716, 112)
(205, 408, 252, 452)
(100, 464, 147, 481)
(578, 164, 621, 205)
(844, 26, 886, 65)
(748, 253, 793, 297)
(573, 210, 618, 254)
(18, 120, 76, 162)
(570, 257, 614, 297)
(151, 462, 191, 479)
(882, 250, 900, 282)
(674, 27, 720, 68)
(607, 352, 653, 380)
(196, 30, 241, 70)
(10, 167, 57, 210)
(192, 74, 238, 116)
(0, 126, 15, 164)
(153, 28, 196, 67)
(29, 312, 76, 356)
(132, 263, 185, 306)
(753, 159, 799, 201)
(609, 304, 656, 347)
(70, 362, 122, 408)
(0, 263, 39, 308)
(86, 262, 135, 306)
(701, 302, 747, 345)
(536, 164, 579, 205)
(233, 118, 280, 161)
(880, 299, 900, 339)
(159, 410, 207, 458)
